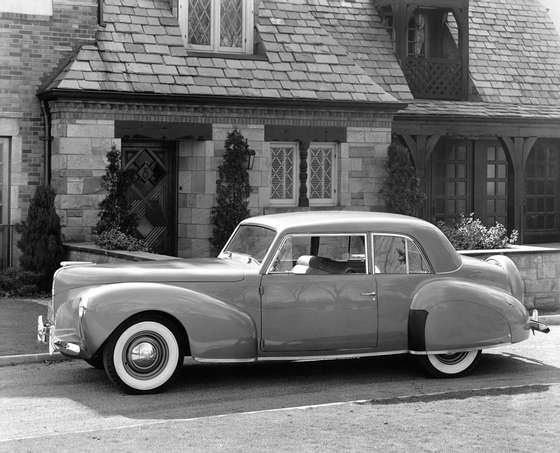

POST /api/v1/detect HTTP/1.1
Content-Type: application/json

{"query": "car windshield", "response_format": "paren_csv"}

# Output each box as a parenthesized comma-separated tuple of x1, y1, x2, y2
(220, 225, 276, 264)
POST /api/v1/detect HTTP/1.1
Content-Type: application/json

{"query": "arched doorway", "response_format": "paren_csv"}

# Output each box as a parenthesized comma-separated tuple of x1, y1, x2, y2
(430, 138, 512, 228)
(524, 139, 560, 243)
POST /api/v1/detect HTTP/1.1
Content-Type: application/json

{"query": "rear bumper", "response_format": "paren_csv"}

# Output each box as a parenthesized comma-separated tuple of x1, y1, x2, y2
(528, 319, 550, 334)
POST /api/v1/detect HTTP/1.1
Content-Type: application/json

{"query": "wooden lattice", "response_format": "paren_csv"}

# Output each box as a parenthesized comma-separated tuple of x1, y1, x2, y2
(403, 57, 464, 100)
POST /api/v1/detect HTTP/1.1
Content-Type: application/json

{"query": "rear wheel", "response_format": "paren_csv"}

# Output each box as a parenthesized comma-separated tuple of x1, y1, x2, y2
(103, 317, 182, 394)
(419, 350, 481, 378)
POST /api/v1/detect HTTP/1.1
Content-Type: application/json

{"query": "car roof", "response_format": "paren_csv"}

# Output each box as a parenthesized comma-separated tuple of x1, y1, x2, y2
(241, 211, 461, 273)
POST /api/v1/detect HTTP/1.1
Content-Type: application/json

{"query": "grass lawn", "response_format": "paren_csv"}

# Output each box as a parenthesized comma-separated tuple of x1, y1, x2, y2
(0, 298, 48, 355)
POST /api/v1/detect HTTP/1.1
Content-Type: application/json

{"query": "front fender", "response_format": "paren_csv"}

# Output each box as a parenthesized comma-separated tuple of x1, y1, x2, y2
(80, 282, 257, 360)
(409, 279, 529, 352)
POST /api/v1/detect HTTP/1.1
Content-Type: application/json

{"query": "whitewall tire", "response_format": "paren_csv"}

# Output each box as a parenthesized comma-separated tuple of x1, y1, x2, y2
(420, 350, 481, 378)
(103, 318, 182, 394)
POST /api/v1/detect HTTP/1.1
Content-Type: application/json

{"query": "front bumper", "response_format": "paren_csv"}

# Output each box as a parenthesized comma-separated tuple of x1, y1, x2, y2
(37, 315, 81, 357)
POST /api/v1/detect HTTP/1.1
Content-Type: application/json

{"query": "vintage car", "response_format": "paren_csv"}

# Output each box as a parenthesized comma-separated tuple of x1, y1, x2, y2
(38, 211, 549, 393)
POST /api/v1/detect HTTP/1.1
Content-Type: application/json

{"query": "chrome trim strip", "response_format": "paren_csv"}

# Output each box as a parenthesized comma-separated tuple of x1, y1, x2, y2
(195, 357, 257, 363)
(195, 350, 409, 363)
(260, 350, 409, 362)
(409, 343, 509, 355)
(195, 343, 520, 363)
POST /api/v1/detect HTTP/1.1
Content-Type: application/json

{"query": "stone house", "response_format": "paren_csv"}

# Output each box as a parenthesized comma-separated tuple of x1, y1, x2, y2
(1, 0, 560, 263)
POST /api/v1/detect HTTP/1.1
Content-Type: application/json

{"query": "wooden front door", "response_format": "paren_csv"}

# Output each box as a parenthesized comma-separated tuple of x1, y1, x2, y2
(430, 139, 511, 228)
(431, 139, 472, 224)
(524, 140, 560, 242)
(122, 140, 177, 255)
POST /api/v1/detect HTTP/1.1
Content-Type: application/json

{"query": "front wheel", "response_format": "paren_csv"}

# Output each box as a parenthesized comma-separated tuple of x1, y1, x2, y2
(418, 350, 481, 378)
(103, 318, 182, 394)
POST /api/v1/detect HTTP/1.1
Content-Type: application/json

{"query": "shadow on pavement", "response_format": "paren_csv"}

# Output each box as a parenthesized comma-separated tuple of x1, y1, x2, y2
(3, 350, 560, 423)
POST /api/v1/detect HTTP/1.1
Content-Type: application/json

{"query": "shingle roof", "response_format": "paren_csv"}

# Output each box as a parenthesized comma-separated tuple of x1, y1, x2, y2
(43, 0, 399, 105)
(398, 100, 560, 121)
(307, 0, 413, 101)
(42, 0, 560, 112)
(469, 0, 560, 106)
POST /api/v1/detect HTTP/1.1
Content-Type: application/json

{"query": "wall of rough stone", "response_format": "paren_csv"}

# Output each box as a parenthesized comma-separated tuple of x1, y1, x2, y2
(345, 126, 391, 211)
(50, 115, 392, 257)
(51, 118, 117, 242)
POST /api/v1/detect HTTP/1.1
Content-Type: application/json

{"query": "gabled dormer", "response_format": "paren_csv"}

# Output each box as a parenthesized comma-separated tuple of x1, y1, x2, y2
(377, 0, 469, 100)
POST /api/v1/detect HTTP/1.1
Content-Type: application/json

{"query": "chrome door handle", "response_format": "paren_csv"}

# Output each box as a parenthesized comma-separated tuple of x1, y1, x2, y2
(361, 291, 376, 297)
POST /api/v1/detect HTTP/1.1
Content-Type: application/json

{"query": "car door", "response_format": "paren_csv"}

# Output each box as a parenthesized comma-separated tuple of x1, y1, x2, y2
(259, 233, 378, 353)
(372, 234, 434, 351)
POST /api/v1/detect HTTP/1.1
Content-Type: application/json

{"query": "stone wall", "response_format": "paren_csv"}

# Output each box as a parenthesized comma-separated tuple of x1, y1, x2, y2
(53, 120, 393, 256)
(460, 246, 560, 313)
(50, 119, 118, 242)
(344, 126, 391, 211)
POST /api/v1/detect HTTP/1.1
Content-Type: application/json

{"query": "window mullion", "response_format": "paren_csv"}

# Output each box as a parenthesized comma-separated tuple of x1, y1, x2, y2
(212, 0, 220, 50)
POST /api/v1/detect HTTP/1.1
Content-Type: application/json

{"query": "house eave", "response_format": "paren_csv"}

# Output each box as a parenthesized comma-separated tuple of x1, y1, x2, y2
(37, 88, 407, 113)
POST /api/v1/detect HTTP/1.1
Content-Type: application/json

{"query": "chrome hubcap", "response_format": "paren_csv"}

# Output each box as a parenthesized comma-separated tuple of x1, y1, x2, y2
(130, 342, 158, 369)
(123, 332, 169, 379)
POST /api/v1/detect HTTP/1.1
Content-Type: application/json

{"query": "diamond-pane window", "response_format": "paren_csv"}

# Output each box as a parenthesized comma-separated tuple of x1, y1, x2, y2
(268, 142, 337, 207)
(180, 0, 253, 53)
(308, 144, 336, 204)
(270, 145, 296, 203)
(188, 0, 211, 45)
(220, 0, 243, 48)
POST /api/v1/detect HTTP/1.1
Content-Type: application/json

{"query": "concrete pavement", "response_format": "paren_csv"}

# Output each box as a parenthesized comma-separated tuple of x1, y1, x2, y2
(1, 327, 559, 451)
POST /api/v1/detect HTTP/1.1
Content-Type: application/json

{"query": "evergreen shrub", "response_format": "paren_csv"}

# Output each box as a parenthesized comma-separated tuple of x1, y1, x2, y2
(0, 268, 42, 297)
(14, 185, 65, 291)
(95, 145, 147, 251)
(210, 129, 254, 253)
(380, 142, 425, 216)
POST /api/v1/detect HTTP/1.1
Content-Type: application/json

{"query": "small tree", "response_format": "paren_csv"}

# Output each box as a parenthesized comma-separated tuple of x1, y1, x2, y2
(15, 185, 65, 290)
(380, 142, 425, 216)
(210, 129, 254, 252)
(95, 144, 137, 236)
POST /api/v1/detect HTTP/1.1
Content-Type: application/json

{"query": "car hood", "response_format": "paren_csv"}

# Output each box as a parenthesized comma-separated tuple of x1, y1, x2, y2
(52, 258, 248, 295)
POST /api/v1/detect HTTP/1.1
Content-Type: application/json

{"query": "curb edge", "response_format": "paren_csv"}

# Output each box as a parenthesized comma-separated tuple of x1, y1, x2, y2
(0, 352, 67, 367)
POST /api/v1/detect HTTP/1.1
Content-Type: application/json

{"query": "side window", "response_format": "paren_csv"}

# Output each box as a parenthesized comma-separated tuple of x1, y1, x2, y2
(373, 235, 432, 274)
(270, 234, 366, 274)
(407, 239, 431, 274)
(374, 236, 407, 274)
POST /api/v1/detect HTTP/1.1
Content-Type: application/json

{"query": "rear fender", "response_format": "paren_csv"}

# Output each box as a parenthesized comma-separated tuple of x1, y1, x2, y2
(79, 282, 257, 360)
(409, 279, 529, 353)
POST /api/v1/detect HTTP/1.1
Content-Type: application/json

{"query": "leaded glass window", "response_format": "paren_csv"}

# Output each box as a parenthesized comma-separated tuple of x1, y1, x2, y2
(308, 144, 335, 204)
(180, 0, 253, 53)
(269, 142, 338, 207)
(187, 0, 211, 46)
(220, 0, 243, 48)
(270, 144, 296, 204)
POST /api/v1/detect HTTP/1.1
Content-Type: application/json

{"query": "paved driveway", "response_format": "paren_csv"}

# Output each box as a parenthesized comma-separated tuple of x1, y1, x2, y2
(0, 328, 558, 452)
